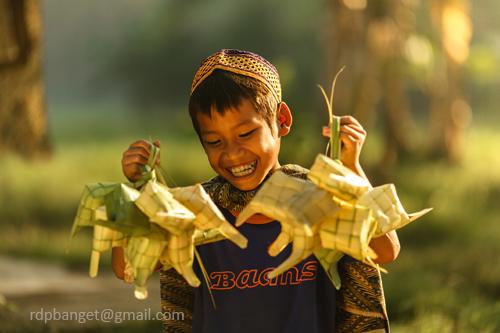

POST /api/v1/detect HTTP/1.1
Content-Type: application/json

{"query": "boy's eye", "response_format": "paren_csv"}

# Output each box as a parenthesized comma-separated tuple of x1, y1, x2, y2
(205, 139, 221, 146)
(239, 129, 256, 138)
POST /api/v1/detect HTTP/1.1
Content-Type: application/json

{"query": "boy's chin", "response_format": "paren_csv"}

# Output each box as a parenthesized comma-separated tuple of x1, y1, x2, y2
(221, 166, 277, 191)
(223, 174, 263, 192)
(227, 179, 261, 192)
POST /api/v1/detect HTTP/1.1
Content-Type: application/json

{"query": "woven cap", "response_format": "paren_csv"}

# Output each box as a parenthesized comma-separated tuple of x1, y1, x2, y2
(191, 49, 282, 102)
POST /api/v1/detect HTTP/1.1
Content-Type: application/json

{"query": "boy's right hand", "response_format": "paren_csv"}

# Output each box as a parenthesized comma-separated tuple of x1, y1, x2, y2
(121, 140, 161, 182)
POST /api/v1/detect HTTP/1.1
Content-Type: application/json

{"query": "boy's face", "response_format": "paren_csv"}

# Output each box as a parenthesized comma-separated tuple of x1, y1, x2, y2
(197, 99, 291, 191)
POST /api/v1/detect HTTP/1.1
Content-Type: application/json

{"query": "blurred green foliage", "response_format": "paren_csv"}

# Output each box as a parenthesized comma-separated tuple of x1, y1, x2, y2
(99, 0, 326, 116)
(41, 0, 500, 121)
(2, 105, 500, 331)
(2, 0, 499, 331)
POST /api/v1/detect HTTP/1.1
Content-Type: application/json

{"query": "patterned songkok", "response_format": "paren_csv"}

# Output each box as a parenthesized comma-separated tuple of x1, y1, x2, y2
(190, 49, 282, 102)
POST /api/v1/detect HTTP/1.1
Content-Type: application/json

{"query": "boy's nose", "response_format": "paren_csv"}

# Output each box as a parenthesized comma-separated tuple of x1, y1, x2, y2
(222, 141, 244, 160)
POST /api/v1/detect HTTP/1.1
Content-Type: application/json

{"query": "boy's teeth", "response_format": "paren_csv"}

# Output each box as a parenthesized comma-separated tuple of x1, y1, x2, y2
(230, 161, 256, 177)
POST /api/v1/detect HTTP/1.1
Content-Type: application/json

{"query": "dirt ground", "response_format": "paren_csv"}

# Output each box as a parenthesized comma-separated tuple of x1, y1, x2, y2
(0, 255, 163, 332)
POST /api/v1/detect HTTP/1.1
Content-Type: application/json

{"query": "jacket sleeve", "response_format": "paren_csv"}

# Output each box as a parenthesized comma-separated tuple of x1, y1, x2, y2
(160, 268, 195, 333)
(335, 256, 390, 333)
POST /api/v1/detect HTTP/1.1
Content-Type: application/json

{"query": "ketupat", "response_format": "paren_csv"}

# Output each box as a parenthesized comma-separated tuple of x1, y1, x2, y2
(235, 167, 372, 280)
(310, 154, 432, 237)
(170, 184, 247, 248)
(71, 70, 431, 301)
(73, 182, 153, 277)
(236, 72, 431, 287)
(357, 184, 432, 237)
(72, 182, 119, 231)
(135, 181, 196, 235)
(70, 144, 248, 299)
(236, 152, 430, 288)
(235, 171, 344, 279)
(90, 224, 126, 278)
(135, 181, 248, 289)
(126, 226, 168, 299)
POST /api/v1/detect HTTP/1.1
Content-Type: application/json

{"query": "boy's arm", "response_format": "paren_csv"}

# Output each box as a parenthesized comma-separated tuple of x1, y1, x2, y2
(332, 116, 401, 264)
(112, 247, 125, 280)
(369, 230, 400, 264)
(349, 161, 401, 264)
(112, 139, 163, 281)
(112, 140, 149, 280)
(112, 247, 164, 281)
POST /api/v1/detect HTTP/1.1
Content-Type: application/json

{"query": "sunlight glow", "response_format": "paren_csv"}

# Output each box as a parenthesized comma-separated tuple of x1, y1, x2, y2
(442, 4, 472, 64)
(342, 0, 367, 11)
(404, 34, 433, 66)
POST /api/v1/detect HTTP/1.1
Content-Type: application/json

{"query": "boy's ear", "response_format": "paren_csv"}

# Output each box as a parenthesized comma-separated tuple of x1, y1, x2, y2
(277, 102, 292, 137)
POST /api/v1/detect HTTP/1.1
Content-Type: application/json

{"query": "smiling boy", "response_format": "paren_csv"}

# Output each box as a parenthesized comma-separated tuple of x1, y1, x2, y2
(114, 49, 398, 333)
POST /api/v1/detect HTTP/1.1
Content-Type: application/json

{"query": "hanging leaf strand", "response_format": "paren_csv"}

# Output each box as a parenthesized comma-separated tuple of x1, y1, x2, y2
(317, 66, 345, 161)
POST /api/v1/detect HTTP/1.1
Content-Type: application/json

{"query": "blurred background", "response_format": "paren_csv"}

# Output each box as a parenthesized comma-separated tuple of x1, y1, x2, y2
(0, 0, 499, 332)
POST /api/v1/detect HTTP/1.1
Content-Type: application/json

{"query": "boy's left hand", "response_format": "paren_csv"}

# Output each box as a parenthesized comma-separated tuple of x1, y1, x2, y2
(322, 116, 366, 171)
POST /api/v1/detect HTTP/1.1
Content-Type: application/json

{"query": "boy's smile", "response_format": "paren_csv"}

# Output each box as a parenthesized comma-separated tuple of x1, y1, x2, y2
(197, 99, 291, 191)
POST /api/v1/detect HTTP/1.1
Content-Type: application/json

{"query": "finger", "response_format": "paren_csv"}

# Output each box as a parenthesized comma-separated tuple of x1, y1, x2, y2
(126, 140, 155, 161)
(339, 134, 361, 151)
(268, 229, 292, 257)
(129, 139, 154, 151)
(339, 127, 364, 142)
(122, 163, 148, 179)
(324, 120, 359, 141)
(342, 120, 366, 132)
(122, 164, 145, 180)
(341, 123, 366, 136)
(122, 154, 149, 166)
(339, 116, 363, 128)
(123, 146, 151, 161)
(322, 126, 331, 138)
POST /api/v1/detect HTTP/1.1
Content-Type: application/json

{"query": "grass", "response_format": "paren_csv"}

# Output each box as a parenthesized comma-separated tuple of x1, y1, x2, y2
(380, 127, 500, 332)
(0, 303, 162, 333)
(1, 103, 500, 332)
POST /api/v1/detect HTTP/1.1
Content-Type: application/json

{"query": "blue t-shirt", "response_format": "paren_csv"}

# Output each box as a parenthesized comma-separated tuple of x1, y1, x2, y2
(193, 208, 336, 333)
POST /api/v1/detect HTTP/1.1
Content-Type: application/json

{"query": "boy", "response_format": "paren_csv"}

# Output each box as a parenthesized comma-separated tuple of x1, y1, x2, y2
(113, 49, 399, 332)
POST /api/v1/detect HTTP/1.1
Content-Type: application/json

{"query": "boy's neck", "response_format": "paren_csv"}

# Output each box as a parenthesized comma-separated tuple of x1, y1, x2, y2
(229, 210, 274, 225)
(203, 163, 309, 214)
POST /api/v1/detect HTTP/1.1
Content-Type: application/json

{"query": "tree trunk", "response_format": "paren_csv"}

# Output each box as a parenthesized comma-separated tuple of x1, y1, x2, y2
(0, 0, 50, 158)
(327, 0, 418, 173)
(428, 0, 472, 163)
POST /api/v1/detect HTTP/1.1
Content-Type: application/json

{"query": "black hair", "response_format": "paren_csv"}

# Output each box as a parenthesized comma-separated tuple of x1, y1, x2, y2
(188, 70, 278, 135)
